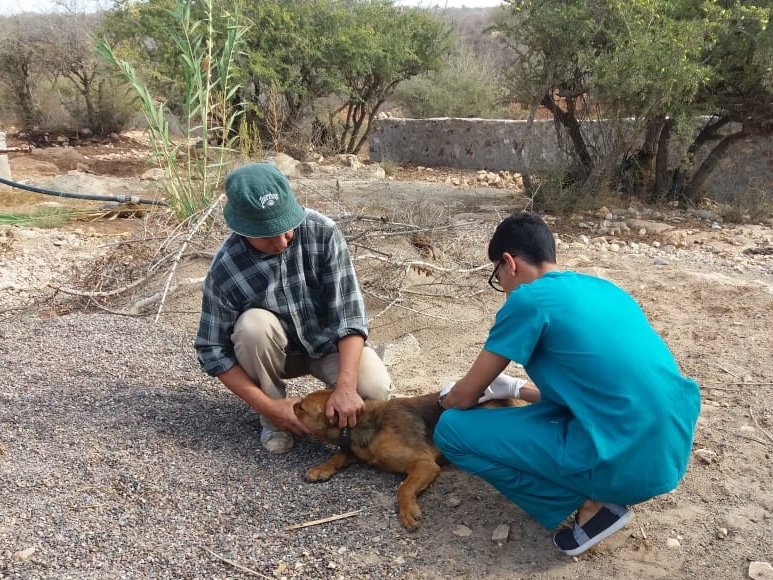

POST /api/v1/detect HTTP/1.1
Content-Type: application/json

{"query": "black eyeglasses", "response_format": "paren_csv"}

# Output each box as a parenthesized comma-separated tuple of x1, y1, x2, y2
(488, 260, 505, 292)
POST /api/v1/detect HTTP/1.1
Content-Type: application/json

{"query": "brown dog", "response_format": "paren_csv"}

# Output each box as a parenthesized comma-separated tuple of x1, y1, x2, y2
(294, 389, 517, 530)
(294, 389, 443, 530)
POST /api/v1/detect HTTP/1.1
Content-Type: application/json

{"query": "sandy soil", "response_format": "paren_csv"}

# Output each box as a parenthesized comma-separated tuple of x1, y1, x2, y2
(1, 137, 772, 579)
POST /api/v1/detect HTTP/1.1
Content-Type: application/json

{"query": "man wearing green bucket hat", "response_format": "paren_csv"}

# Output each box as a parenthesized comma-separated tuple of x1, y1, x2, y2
(195, 163, 392, 453)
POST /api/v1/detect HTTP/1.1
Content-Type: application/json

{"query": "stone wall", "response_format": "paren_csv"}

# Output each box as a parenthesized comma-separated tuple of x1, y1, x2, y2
(369, 118, 773, 202)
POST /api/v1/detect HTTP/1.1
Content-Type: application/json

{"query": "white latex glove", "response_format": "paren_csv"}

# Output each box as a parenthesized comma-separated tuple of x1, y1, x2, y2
(477, 374, 527, 403)
(438, 374, 525, 406)
(439, 382, 456, 398)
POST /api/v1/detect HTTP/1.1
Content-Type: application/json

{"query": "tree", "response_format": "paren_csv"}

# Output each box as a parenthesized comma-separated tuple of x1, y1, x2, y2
(589, 0, 709, 200)
(101, 0, 451, 154)
(679, 2, 773, 201)
(496, 0, 616, 183)
(33, 12, 134, 134)
(0, 16, 45, 129)
(393, 42, 510, 120)
(323, 1, 451, 153)
(1, 12, 133, 134)
(495, 0, 772, 204)
(45, 14, 103, 130)
(234, 0, 450, 153)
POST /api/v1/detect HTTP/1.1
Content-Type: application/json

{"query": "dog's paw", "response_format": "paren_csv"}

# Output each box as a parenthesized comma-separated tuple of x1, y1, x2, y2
(399, 502, 422, 531)
(305, 465, 335, 482)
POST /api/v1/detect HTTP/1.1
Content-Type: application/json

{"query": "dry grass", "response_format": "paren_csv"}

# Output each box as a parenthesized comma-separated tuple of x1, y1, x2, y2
(0, 208, 77, 227)
(0, 187, 53, 210)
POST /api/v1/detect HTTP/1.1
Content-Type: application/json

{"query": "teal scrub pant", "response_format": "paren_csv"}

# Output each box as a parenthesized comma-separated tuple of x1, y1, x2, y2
(433, 403, 594, 529)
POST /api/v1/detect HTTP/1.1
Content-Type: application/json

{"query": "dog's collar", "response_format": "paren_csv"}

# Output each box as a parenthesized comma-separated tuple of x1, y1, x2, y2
(339, 427, 352, 449)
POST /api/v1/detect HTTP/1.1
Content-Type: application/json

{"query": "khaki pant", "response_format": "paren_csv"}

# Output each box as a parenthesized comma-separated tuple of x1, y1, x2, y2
(232, 308, 392, 402)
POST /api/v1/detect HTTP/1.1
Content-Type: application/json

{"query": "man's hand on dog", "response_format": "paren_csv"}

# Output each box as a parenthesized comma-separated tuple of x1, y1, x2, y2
(326, 387, 365, 428)
(264, 397, 312, 436)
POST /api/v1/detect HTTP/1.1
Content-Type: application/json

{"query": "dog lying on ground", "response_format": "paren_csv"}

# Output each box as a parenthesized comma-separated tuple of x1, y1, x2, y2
(294, 388, 519, 530)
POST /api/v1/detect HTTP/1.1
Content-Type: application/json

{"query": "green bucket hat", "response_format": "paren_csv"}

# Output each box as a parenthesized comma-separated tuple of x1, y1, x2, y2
(223, 163, 305, 238)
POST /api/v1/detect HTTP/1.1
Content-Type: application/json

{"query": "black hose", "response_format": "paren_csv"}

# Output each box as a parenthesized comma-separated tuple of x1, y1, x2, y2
(0, 175, 168, 206)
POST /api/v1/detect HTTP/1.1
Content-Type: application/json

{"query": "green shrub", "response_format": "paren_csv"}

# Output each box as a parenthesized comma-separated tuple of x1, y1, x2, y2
(393, 46, 509, 119)
(380, 158, 399, 177)
(718, 185, 773, 223)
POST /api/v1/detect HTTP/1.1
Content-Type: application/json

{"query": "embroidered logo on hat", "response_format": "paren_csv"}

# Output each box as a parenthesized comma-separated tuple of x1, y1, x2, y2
(260, 193, 279, 208)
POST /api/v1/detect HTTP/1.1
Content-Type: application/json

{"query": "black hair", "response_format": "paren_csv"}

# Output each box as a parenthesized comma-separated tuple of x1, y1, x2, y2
(487, 212, 557, 265)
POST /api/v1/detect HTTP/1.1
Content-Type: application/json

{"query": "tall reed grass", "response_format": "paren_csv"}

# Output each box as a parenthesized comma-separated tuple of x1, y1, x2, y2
(96, 0, 248, 222)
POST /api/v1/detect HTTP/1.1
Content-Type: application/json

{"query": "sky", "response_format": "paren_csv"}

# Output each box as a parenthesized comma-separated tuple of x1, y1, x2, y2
(1, 0, 503, 16)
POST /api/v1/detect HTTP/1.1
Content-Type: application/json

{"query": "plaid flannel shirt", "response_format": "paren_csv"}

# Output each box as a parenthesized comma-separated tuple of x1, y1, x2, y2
(194, 209, 368, 377)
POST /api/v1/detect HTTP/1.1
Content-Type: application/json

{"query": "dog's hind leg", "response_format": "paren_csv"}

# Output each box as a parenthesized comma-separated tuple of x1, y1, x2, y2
(397, 459, 442, 530)
(305, 451, 360, 482)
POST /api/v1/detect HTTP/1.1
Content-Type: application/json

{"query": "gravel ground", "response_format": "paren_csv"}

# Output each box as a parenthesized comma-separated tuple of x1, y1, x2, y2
(3, 175, 772, 579)
(1, 314, 490, 580)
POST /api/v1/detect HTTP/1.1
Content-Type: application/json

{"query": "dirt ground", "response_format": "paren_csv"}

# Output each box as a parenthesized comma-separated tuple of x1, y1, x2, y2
(1, 136, 773, 579)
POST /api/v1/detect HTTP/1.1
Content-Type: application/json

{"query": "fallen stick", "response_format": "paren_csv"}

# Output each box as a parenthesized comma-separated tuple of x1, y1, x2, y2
(50, 272, 155, 298)
(88, 301, 146, 318)
(154, 193, 224, 323)
(202, 547, 272, 579)
(712, 425, 768, 446)
(749, 407, 773, 445)
(284, 509, 360, 531)
(369, 296, 402, 322)
(355, 253, 489, 274)
(129, 276, 204, 315)
(377, 221, 479, 237)
(401, 288, 488, 300)
(363, 289, 486, 324)
(351, 242, 392, 258)
(736, 433, 768, 446)
(716, 365, 741, 379)
(701, 380, 773, 386)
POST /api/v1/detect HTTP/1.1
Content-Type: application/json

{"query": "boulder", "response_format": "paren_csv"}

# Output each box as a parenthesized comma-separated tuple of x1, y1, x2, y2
(268, 153, 302, 178)
(625, 219, 675, 235)
(29, 147, 88, 171)
(9, 157, 61, 178)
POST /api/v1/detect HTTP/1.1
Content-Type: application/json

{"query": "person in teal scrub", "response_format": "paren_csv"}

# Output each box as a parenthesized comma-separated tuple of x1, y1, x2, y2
(434, 211, 701, 556)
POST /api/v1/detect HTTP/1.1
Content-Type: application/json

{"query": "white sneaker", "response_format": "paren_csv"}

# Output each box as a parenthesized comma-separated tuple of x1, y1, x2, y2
(259, 419, 294, 454)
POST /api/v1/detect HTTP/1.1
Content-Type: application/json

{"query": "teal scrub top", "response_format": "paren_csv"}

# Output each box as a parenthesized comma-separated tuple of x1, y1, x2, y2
(484, 271, 701, 503)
